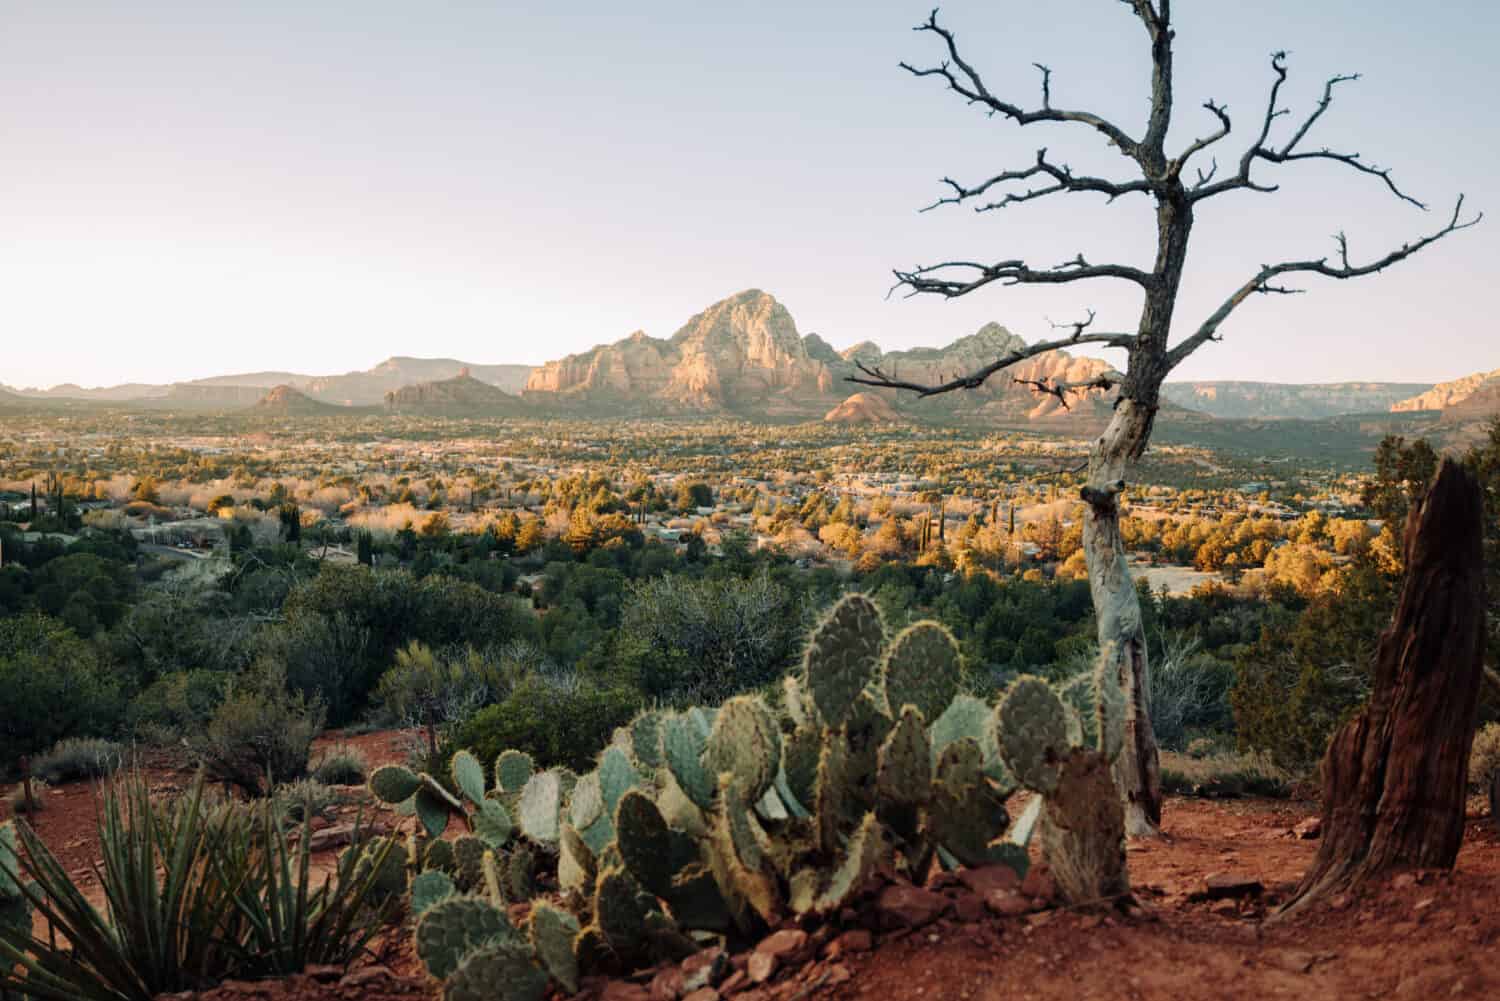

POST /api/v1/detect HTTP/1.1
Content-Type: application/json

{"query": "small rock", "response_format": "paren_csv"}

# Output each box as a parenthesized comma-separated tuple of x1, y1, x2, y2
(747, 952, 777, 985)
(825, 964, 852, 986)
(307, 823, 358, 852)
(720, 970, 747, 994)
(835, 929, 872, 954)
(959, 864, 1022, 897)
(1210, 899, 1240, 917)
(953, 891, 986, 923)
(650, 964, 686, 1000)
(984, 889, 1032, 918)
(755, 928, 809, 962)
(1021, 866, 1056, 903)
(1268, 950, 1321, 974)
(1293, 816, 1321, 840)
(682, 989, 720, 1001)
(602, 982, 654, 1001)
(875, 884, 951, 929)
(1202, 874, 1263, 901)
(338, 966, 396, 989)
(1392, 873, 1418, 891)
(308, 814, 332, 832)
(682, 948, 729, 991)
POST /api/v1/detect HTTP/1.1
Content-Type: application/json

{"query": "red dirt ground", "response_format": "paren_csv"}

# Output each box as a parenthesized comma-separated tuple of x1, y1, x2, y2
(6, 733, 1498, 1001)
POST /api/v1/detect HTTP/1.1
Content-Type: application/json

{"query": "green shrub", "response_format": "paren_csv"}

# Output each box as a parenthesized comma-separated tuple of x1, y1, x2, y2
(1160, 750, 1292, 799)
(272, 779, 347, 826)
(455, 676, 638, 773)
(5, 780, 49, 814)
(126, 669, 230, 743)
(311, 745, 368, 786)
(1468, 722, 1500, 796)
(30, 738, 126, 785)
(192, 665, 324, 797)
(0, 613, 123, 768)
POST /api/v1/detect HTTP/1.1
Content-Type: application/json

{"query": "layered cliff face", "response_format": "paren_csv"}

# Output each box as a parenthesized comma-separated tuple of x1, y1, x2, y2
(522, 291, 1123, 419)
(525, 290, 836, 413)
(1160, 381, 1434, 419)
(1391, 368, 1500, 413)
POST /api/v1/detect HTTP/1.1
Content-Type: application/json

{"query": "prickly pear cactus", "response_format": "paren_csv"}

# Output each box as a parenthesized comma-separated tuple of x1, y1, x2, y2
(803, 592, 885, 725)
(443, 939, 547, 1001)
(495, 750, 534, 795)
(883, 620, 963, 721)
(704, 696, 781, 804)
(995, 675, 1070, 794)
(414, 894, 517, 980)
(410, 870, 456, 917)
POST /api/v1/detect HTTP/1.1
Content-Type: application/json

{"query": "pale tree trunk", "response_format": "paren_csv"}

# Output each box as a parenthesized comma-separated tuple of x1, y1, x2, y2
(1082, 397, 1162, 837)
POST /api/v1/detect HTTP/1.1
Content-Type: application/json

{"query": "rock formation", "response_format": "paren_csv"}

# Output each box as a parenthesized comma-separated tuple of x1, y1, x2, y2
(384, 373, 529, 415)
(1161, 381, 1433, 420)
(824, 392, 903, 424)
(1392, 368, 1500, 413)
(253, 385, 345, 415)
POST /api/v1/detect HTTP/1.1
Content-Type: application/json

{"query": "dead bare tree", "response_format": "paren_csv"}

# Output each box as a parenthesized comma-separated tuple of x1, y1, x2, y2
(852, 2, 1481, 837)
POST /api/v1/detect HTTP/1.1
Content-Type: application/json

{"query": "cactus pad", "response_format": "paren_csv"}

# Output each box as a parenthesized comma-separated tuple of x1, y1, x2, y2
(803, 592, 885, 725)
(474, 798, 514, 849)
(414, 894, 516, 980)
(614, 790, 699, 898)
(995, 675, 1071, 794)
(411, 870, 456, 917)
(450, 750, 486, 805)
(661, 711, 715, 811)
(596, 746, 641, 818)
(528, 902, 581, 994)
(518, 769, 564, 847)
(882, 620, 963, 721)
(369, 764, 422, 805)
(452, 835, 488, 892)
(423, 837, 457, 874)
(415, 785, 453, 839)
(704, 695, 781, 804)
(442, 939, 547, 1001)
(494, 750, 534, 795)
(876, 706, 932, 806)
(629, 710, 664, 770)
(930, 739, 1010, 868)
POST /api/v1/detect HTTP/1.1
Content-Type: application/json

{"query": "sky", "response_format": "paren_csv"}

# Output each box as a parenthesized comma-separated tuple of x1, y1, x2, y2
(2, 1, 1496, 390)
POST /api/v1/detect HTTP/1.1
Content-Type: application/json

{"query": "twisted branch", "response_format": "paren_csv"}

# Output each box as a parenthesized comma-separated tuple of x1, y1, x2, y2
(1168, 195, 1482, 366)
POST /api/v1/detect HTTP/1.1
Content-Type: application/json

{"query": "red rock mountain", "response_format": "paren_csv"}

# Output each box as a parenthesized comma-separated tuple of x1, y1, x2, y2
(524, 290, 1119, 420)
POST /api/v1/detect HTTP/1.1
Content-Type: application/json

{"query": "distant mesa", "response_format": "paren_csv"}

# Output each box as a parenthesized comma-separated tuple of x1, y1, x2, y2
(384, 373, 530, 415)
(1391, 367, 1500, 414)
(254, 385, 345, 415)
(1159, 381, 1433, 420)
(1440, 377, 1500, 423)
(825, 392, 902, 424)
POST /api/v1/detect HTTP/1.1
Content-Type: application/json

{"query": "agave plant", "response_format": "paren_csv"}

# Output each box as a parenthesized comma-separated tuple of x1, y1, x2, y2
(0, 772, 401, 1001)
(0, 772, 244, 1001)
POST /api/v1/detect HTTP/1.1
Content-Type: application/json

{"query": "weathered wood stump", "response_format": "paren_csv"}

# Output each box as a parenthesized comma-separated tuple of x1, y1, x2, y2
(1283, 459, 1486, 914)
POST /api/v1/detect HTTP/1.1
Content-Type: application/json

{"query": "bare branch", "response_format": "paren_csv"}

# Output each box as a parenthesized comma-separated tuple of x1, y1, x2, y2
(1168, 195, 1482, 367)
(1192, 52, 1426, 207)
(1172, 99, 1232, 178)
(902, 9, 1142, 160)
(847, 318, 1137, 398)
(1015, 369, 1126, 409)
(922, 147, 1151, 213)
(892, 252, 1153, 299)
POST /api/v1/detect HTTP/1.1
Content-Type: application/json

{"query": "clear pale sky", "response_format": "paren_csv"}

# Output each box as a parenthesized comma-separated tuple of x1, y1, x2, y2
(2, 1, 1495, 389)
